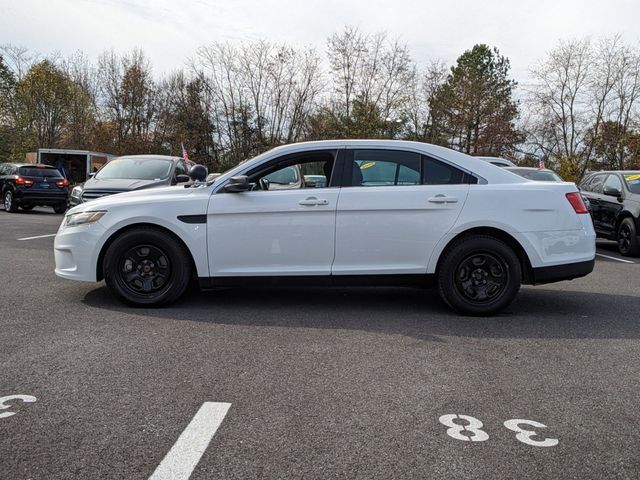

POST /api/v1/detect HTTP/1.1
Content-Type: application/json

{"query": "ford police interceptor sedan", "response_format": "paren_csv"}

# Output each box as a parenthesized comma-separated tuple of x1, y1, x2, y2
(54, 140, 596, 315)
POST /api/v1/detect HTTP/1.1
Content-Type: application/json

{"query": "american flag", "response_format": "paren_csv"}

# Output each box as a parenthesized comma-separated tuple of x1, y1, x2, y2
(181, 143, 190, 162)
(538, 158, 546, 169)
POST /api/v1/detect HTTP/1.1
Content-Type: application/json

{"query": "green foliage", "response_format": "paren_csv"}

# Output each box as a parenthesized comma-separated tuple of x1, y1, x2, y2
(430, 44, 522, 156)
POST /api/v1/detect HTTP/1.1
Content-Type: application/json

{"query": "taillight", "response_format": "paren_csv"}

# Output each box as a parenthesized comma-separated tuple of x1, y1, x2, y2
(566, 192, 588, 214)
(56, 179, 70, 188)
(15, 177, 33, 187)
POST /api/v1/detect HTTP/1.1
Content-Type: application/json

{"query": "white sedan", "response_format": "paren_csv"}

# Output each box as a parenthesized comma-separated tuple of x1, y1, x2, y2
(54, 140, 595, 315)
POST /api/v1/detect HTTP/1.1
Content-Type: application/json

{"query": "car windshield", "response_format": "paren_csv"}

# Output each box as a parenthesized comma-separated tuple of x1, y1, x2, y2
(509, 168, 563, 182)
(19, 167, 63, 178)
(623, 173, 640, 194)
(95, 157, 173, 180)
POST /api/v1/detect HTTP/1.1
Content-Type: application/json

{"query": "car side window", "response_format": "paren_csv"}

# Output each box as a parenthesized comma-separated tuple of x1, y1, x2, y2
(175, 160, 188, 177)
(351, 150, 421, 187)
(423, 156, 467, 184)
(0, 164, 6, 175)
(603, 174, 622, 192)
(247, 151, 335, 191)
(588, 174, 605, 194)
(578, 175, 593, 191)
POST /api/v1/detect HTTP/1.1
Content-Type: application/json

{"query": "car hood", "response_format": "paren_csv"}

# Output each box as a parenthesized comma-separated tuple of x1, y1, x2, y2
(81, 177, 169, 191)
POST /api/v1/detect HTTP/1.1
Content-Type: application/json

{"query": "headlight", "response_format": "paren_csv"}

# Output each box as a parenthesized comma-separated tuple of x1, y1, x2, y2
(63, 211, 106, 227)
(71, 186, 83, 197)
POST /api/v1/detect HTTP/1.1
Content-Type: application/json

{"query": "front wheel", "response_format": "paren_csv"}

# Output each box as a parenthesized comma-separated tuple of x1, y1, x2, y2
(4, 191, 17, 213)
(617, 218, 640, 257)
(437, 235, 521, 316)
(103, 227, 192, 307)
(53, 204, 67, 214)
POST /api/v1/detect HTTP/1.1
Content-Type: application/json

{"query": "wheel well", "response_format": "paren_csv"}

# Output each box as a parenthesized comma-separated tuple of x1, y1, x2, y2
(436, 227, 534, 283)
(96, 223, 198, 282)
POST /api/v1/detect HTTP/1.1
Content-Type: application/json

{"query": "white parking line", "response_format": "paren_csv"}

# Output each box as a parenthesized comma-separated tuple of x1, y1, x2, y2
(595, 253, 635, 264)
(149, 402, 231, 480)
(17, 233, 57, 241)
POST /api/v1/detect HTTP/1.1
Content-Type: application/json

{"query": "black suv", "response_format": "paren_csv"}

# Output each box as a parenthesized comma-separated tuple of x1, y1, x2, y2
(1, 163, 69, 214)
(579, 171, 640, 256)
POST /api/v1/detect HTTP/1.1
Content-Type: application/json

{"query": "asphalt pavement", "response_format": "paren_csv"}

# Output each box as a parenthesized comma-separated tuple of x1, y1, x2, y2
(1, 208, 639, 479)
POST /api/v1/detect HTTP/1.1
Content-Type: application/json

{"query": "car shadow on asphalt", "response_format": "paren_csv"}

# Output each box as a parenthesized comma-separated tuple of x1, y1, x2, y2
(81, 284, 640, 341)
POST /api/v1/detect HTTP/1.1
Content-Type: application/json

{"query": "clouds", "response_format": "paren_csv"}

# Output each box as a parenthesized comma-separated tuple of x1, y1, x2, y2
(1, 0, 639, 80)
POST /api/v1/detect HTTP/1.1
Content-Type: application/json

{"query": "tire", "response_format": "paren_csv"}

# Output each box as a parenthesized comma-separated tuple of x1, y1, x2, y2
(617, 217, 640, 257)
(103, 227, 192, 307)
(53, 204, 67, 214)
(4, 190, 18, 213)
(437, 235, 522, 316)
(21, 205, 34, 211)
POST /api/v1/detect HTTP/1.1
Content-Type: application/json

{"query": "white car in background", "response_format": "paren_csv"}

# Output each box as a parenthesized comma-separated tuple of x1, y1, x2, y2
(476, 156, 516, 167)
(54, 140, 595, 315)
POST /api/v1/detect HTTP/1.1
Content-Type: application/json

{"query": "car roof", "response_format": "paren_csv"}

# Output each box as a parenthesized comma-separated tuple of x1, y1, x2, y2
(15, 163, 59, 168)
(215, 140, 526, 186)
(115, 154, 182, 163)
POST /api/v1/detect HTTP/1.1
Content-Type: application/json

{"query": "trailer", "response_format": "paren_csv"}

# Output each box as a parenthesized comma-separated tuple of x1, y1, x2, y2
(26, 149, 116, 185)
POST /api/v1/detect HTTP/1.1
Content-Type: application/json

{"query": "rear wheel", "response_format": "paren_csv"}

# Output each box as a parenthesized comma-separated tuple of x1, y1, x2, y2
(437, 235, 521, 316)
(4, 191, 17, 213)
(53, 204, 66, 214)
(103, 227, 192, 307)
(617, 218, 640, 257)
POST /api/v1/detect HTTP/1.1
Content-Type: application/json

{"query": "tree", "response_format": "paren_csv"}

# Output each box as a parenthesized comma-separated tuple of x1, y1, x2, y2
(527, 36, 640, 175)
(322, 27, 416, 138)
(429, 45, 522, 157)
(0, 54, 16, 159)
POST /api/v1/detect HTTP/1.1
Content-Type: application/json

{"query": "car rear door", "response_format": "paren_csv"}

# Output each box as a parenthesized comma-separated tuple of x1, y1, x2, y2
(332, 148, 471, 275)
(581, 174, 606, 233)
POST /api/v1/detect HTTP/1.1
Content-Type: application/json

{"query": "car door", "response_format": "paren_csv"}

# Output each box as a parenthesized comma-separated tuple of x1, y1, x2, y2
(207, 150, 340, 277)
(600, 173, 625, 237)
(582, 174, 606, 233)
(332, 149, 471, 275)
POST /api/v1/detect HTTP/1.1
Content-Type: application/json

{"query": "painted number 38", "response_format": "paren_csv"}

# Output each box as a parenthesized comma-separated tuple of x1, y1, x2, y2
(0, 395, 37, 419)
(439, 414, 559, 447)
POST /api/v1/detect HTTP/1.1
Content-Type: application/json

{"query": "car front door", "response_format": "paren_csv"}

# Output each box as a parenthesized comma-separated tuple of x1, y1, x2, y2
(332, 149, 471, 275)
(207, 150, 340, 277)
(600, 173, 625, 237)
(582, 174, 606, 233)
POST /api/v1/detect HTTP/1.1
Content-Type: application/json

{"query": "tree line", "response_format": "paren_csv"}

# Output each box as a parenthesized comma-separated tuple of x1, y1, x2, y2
(1, 28, 639, 180)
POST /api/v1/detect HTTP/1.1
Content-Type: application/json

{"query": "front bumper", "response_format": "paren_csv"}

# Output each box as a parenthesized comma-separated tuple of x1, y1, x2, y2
(54, 221, 108, 282)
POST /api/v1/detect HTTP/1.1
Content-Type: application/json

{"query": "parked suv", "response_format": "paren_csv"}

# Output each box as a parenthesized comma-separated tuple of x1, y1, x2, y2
(69, 155, 198, 207)
(1, 163, 69, 213)
(579, 171, 640, 256)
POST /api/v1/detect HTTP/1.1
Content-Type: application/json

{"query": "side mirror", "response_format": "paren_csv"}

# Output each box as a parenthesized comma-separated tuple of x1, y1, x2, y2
(189, 164, 208, 182)
(603, 186, 621, 197)
(176, 174, 190, 183)
(224, 175, 251, 193)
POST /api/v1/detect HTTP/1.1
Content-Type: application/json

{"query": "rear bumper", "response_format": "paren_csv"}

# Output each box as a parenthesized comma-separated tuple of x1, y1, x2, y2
(530, 258, 595, 285)
(15, 190, 67, 205)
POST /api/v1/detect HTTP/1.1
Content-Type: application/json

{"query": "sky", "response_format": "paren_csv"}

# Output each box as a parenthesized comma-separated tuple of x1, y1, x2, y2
(1, 0, 639, 83)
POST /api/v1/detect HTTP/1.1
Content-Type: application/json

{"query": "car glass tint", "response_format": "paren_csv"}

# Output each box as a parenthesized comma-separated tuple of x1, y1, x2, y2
(423, 157, 466, 184)
(623, 173, 640, 194)
(18, 167, 63, 178)
(95, 158, 173, 180)
(588, 174, 605, 193)
(352, 150, 421, 186)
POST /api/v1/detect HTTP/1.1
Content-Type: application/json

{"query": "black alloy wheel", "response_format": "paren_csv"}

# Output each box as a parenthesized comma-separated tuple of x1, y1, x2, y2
(119, 244, 172, 295)
(617, 218, 640, 257)
(103, 227, 192, 306)
(438, 235, 522, 316)
(454, 252, 509, 304)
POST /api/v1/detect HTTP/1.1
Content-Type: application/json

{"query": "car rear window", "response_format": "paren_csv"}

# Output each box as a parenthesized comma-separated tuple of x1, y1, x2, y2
(19, 167, 63, 178)
(510, 169, 563, 182)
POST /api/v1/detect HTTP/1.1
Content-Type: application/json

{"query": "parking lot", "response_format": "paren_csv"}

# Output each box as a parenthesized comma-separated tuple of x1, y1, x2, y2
(1, 208, 639, 479)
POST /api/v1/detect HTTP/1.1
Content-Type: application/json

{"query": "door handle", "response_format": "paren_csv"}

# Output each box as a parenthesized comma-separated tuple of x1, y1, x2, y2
(298, 197, 329, 206)
(428, 194, 458, 204)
